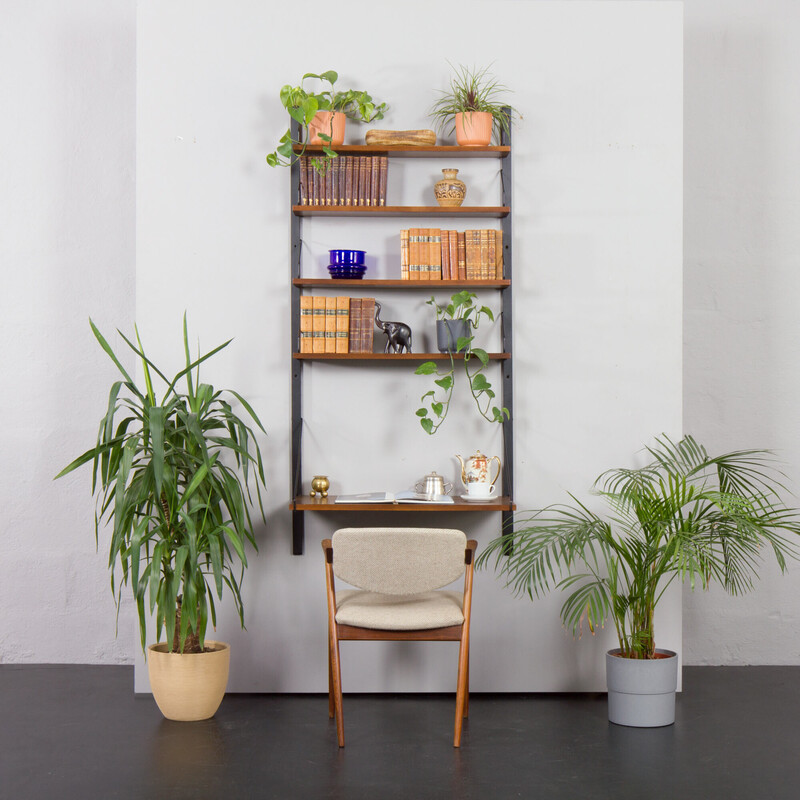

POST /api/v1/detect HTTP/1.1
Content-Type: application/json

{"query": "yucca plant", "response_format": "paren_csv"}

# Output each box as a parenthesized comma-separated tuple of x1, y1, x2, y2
(56, 316, 267, 654)
(477, 435, 800, 659)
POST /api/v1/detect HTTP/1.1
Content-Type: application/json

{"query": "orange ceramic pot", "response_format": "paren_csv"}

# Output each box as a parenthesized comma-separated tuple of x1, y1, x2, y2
(308, 111, 346, 145)
(454, 111, 493, 146)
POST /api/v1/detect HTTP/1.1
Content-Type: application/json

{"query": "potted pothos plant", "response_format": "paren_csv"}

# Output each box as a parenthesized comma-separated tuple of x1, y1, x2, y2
(266, 70, 389, 172)
(429, 63, 518, 146)
(415, 290, 509, 435)
(477, 435, 800, 727)
(55, 316, 267, 721)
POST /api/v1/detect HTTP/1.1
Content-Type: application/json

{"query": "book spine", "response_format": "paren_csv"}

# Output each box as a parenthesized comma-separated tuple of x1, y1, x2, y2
(359, 157, 369, 207)
(335, 296, 350, 353)
(420, 228, 430, 281)
(349, 298, 362, 352)
(487, 230, 497, 280)
(324, 163, 332, 207)
(400, 229, 409, 280)
(409, 228, 421, 281)
(312, 296, 326, 353)
(449, 231, 459, 283)
(465, 230, 479, 280)
(370, 157, 379, 207)
(379, 156, 388, 206)
(480, 229, 490, 280)
(299, 295, 313, 353)
(361, 297, 375, 353)
(457, 231, 467, 281)
(311, 163, 319, 206)
(338, 156, 347, 207)
(299, 156, 309, 206)
(495, 228, 504, 278)
(330, 158, 340, 207)
(440, 230, 450, 280)
(324, 296, 337, 353)
(345, 156, 354, 206)
(431, 228, 442, 280)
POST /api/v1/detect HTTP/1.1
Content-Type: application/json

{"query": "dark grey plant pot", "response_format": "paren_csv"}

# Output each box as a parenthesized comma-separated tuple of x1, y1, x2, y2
(606, 648, 678, 727)
(436, 320, 470, 353)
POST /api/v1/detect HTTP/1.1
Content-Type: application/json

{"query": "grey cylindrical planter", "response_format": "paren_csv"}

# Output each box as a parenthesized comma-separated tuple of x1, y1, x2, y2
(606, 648, 678, 727)
(436, 320, 470, 353)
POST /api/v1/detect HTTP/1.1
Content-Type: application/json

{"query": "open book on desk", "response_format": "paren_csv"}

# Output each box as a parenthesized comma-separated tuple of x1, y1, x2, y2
(334, 491, 455, 504)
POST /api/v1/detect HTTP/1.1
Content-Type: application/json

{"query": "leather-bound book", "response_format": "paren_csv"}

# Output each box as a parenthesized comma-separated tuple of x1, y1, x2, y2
(457, 232, 467, 281)
(400, 229, 409, 280)
(480, 229, 490, 279)
(378, 156, 388, 206)
(345, 157, 354, 206)
(348, 298, 362, 352)
(312, 296, 326, 353)
(299, 156, 309, 205)
(430, 228, 442, 280)
(324, 296, 337, 353)
(335, 296, 350, 353)
(449, 231, 459, 282)
(495, 229, 504, 278)
(361, 297, 375, 353)
(370, 157, 380, 207)
(299, 295, 313, 353)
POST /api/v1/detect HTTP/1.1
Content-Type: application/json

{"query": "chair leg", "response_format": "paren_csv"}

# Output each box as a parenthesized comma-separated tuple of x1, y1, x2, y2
(454, 635, 469, 747)
(330, 627, 345, 747)
(463, 651, 469, 719)
(328, 627, 335, 719)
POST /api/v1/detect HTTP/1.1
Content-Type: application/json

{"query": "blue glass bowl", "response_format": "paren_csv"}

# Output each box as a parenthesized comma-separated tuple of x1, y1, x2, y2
(329, 249, 366, 266)
(328, 264, 367, 280)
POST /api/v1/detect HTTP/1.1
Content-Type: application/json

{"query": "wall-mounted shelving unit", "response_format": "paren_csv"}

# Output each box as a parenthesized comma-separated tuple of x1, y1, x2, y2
(288, 122, 514, 555)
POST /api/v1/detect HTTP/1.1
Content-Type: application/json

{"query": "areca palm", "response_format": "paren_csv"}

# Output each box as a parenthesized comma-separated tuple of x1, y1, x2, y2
(477, 435, 800, 658)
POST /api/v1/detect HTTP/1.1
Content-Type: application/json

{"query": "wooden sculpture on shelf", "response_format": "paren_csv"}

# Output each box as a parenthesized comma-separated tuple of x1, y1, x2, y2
(374, 301, 412, 353)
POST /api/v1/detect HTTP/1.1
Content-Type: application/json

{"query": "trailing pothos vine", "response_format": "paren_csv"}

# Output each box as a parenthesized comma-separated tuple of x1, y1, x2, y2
(415, 291, 510, 435)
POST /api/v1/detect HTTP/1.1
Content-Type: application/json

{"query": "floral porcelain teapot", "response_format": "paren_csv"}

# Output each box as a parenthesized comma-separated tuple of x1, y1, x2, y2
(455, 450, 501, 490)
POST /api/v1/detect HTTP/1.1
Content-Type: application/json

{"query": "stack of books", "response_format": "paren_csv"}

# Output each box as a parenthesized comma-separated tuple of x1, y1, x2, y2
(299, 296, 375, 354)
(400, 228, 504, 280)
(299, 156, 388, 207)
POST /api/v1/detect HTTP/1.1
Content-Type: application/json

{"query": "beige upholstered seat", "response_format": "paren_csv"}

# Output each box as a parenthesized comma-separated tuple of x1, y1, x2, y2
(334, 589, 464, 630)
(323, 527, 477, 748)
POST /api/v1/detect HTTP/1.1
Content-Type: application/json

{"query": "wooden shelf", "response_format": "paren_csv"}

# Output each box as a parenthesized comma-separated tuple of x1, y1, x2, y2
(293, 205, 509, 218)
(293, 495, 515, 512)
(293, 352, 510, 361)
(293, 144, 510, 159)
(293, 278, 510, 288)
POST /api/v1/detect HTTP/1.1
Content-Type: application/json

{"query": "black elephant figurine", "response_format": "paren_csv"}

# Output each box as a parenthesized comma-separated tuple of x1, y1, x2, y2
(374, 301, 412, 353)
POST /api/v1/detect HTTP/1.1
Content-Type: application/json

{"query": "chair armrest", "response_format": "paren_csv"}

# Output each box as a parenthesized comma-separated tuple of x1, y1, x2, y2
(465, 540, 478, 565)
(322, 538, 333, 563)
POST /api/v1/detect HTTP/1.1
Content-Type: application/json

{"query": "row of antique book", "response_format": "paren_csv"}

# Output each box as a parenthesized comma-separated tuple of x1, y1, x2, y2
(400, 228, 504, 281)
(299, 296, 376, 354)
(298, 156, 388, 207)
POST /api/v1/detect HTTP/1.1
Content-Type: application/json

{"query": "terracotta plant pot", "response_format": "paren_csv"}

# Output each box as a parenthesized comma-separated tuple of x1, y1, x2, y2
(308, 111, 346, 146)
(454, 111, 493, 146)
(147, 640, 230, 721)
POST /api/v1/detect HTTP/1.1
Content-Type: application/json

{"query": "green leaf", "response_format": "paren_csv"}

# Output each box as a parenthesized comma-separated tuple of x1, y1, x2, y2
(471, 373, 491, 392)
(431, 402, 444, 417)
(420, 417, 434, 435)
(472, 348, 490, 368)
(435, 376, 453, 390)
(416, 408, 428, 417)
(415, 362, 439, 375)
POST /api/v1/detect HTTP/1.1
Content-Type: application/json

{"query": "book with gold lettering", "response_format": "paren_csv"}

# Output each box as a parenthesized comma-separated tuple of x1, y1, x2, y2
(335, 296, 350, 353)
(324, 296, 337, 353)
(312, 296, 326, 353)
(348, 298, 362, 352)
(299, 295, 313, 353)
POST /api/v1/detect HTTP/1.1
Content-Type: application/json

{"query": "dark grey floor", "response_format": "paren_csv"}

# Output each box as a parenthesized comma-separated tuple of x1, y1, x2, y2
(1, 665, 797, 800)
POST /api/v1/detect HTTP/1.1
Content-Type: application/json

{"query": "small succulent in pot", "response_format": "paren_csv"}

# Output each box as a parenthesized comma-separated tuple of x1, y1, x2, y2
(428, 63, 519, 145)
(266, 70, 389, 172)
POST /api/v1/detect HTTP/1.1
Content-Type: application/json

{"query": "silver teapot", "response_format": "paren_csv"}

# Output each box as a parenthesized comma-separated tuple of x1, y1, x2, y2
(414, 471, 453, 499)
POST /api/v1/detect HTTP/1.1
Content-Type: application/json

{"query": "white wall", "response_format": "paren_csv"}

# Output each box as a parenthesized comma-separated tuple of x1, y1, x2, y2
(0, 1, 136, 664)
(683, 0, 800, 664)
(29, 0, 800, 682)
(132, 0, 682, 692)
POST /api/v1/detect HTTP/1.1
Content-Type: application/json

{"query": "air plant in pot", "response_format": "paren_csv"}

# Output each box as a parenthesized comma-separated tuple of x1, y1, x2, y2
(428, 63, 519, 146)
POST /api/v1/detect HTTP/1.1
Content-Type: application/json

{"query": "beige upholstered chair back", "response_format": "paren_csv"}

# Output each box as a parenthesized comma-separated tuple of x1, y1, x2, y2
(331, 527, 467, 595)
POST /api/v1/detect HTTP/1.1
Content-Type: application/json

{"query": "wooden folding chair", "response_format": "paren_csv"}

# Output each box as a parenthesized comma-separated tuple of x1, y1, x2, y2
(322, 527, 477, 747)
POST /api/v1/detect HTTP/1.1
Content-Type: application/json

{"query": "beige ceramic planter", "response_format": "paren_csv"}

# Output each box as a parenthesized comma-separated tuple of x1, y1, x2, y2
(147, 640, 230, 721)
(454, 111, 493, 146)
(308, 111, 346, 145)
